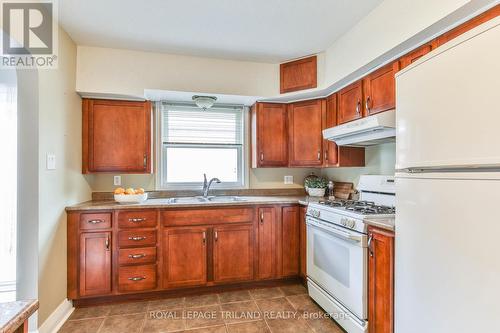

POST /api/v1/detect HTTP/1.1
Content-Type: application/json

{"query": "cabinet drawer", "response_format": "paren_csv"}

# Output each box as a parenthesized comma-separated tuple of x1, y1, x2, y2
(117, 210, 157, 228)
(118, 264, 157, 292)
(80, 213, 112, 230)
(162, 207, 254, 226)
(119, 247, 157, 265)
(118, 230, 157, 247)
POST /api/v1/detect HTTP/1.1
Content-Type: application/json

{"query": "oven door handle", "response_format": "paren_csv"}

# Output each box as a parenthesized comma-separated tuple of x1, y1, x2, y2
(306, 218, 364, 244)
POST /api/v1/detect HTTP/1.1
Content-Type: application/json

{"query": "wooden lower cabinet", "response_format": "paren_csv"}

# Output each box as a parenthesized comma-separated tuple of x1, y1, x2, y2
(213, 224, 254, 283)
(79, 232, 112, 297)
(299, 206, 307, 279)
(281, 206, 300, 277)
(257, 207, 276, 279)
(68, 204, 303, 302)
(368, 226, 395, 333)
(163, 227, 208, 288)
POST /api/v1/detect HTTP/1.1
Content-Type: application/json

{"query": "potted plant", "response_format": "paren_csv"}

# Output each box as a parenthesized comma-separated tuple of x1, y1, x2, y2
(305, 177, 327, 197)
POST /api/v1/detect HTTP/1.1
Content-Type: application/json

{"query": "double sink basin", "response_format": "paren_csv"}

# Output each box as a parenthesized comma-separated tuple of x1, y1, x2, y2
(166, 196, 248, 204)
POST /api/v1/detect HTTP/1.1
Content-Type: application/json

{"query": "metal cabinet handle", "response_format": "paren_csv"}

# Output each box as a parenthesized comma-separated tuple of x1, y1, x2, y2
(88, 219, 103, 224)
(128, 253, 146, 259)
(129, 218, 146, 223)
(365, 96, 371, 114)
(260, 152, 264, 161)
(260, 212, 264, 224)
(143, 154, 147, 168)
(317, 150, 321, 161)
(324, 151, 328, 162)
(356, 100, 361, 115)
(128, 236, 146, 241)
(105, 237, 110, 250)
(368, 234, 374, 257)
(202, 231, 206, 245)
(128, 276, 146, 281)
(214, 231, 218, 241)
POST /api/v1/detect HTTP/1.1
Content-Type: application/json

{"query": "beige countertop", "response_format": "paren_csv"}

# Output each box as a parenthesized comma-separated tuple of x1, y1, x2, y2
(66, 195, 322, 211)
(0, 300, 38, 333)
(364, 217, 395, 232)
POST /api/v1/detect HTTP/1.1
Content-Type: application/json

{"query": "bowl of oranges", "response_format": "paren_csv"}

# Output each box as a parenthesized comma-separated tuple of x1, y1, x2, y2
(114, 187, 148, 204)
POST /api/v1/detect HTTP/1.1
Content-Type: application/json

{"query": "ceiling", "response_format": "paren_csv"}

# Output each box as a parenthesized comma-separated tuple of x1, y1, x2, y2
(59, 0, 383, 63)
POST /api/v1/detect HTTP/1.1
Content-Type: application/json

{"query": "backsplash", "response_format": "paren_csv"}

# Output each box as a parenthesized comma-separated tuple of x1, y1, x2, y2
(84, 168, 319, 192)
(84, 143, 395, 194)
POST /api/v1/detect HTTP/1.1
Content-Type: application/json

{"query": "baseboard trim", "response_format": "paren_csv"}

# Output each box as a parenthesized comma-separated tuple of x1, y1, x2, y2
(38, 299, 74, 333)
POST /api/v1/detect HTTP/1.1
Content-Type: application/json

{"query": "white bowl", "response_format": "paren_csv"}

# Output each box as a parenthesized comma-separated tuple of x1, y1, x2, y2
(308, 188, 326, 197)
(114, 193, 148, 204)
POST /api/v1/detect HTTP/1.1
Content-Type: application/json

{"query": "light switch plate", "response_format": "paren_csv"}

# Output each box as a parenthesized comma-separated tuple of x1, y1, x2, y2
(113, 175, 122, 186)
(46, 153, 56, 170)
(284, 175, 293, 185)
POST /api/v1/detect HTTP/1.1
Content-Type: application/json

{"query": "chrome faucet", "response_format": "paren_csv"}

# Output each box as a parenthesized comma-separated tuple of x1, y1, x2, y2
(202, 173, 221, 198)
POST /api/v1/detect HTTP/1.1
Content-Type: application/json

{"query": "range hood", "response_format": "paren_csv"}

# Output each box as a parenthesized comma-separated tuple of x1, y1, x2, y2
(323, 109, 396, 147)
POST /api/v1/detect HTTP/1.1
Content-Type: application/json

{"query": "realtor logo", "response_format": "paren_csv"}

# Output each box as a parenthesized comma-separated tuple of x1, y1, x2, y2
(1, 0, 58, 68)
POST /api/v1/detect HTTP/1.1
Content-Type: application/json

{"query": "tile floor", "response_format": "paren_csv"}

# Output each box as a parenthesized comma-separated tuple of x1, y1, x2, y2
(59, 284, 345, 333)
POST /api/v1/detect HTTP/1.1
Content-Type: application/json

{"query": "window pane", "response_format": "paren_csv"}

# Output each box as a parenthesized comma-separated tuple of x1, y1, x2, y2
(163, 106, 243, 144)
(165, 147, 239, 183)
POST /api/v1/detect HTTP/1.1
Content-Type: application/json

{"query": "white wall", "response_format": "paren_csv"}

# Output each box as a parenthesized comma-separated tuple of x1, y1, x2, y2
(321, 143, 396, 187)
(38, 27, 92, 326)
(324, 0, 485, 87)
(76, 46, 280, 98)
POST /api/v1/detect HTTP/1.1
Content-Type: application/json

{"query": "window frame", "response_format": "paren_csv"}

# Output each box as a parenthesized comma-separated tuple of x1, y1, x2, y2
(155, 102, 249, 190)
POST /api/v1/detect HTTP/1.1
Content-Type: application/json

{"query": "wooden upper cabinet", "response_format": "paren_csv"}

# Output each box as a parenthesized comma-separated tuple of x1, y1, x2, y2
(288, 99, 324, 167)
(213, 224, 254, 283)
(436, 5, 500, 47)
(323, 94, 365, 168)
(323, 94, 339, 167)
(399, 41, 437, 69)
(281, 206, 299, 277)
(82, 99, 152, 174)
(257, 207, 276, 280)
(280, 55, 317, 94)
(338, 81, 363, 125)
(362, 62, 398, 117)
(79, 232, 111, 297)
(163, 227, 208, 288)
(251, 103, 288, 168)
(368, 226, 395, 333)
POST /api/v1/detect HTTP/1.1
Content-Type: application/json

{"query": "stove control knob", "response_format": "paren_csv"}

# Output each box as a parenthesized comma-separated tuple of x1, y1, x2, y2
(341, 218, 347, 226)
(348, 220, 356, 229)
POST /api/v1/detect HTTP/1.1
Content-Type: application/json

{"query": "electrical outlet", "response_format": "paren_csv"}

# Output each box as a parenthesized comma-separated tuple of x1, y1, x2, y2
(113, 175, 122, 186)
(284, 175, 293, 185)
(46, 153, 56, 170)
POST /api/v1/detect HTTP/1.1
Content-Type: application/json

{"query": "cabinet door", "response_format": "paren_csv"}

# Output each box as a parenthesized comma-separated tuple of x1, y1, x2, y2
(83, 99, 151, 173)
(252, 103, 288, 167)
(280, 55, 317, 93)
(281, 206, 300, 277)
(399, 42, 436, 69)
(79, 232, 112, 296)
(363, 62, 398, 116)
(257, 207, 276, 279)
(163, 227, 208, 288)
(323, 94, 339, 166)
(368, 227, 395, 333)
(338, 81, 363, 124)
(299, 206, 307, 279)
(213, 224, 254, 283)
(288, 99, 324, 167)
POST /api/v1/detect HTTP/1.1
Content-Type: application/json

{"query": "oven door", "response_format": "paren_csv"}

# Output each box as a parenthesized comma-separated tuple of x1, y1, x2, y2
(306, 216, 368, 320)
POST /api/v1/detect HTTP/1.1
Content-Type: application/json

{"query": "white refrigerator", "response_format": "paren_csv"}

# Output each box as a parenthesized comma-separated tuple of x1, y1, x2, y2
(395, 16, 500, 333)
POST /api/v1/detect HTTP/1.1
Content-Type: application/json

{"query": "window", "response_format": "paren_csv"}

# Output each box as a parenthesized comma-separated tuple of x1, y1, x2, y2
(158, 102, 246, 189)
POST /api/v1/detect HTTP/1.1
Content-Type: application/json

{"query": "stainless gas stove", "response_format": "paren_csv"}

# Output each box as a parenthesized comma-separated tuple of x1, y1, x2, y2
(306, 175, 395, 333)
